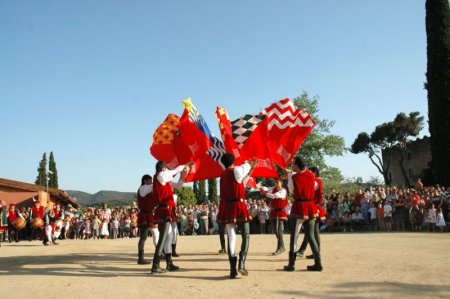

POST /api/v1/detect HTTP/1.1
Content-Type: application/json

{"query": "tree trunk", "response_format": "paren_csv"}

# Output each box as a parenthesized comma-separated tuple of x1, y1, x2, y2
(426, 0, 450, 186)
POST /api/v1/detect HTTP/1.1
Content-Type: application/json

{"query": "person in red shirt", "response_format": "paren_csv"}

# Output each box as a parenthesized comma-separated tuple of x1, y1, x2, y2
(218, 153, 257, 279)
(150, 161, 191, 275)
(296, 166, 325, 259)
(8, 203, 23, 243)
(136, 174, 157, 265)
(31, 199, 45, 240)
(283, 157, 322, 272)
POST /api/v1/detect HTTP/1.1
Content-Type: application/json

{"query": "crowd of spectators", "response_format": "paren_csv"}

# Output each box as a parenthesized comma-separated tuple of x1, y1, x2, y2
(1, 184, 449, 244)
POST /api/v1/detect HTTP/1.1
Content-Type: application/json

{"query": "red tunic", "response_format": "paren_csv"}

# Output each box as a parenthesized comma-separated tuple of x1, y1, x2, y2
(8, 210, 18, 222)
(217, 168, 251, 224)
(137, 187, 155, 226)
(314, 177, 326, 221)
(269, 187, 288, 221)
(32, 206, 45, 219)
(290, 170, 318, 220)
(152, 172, 176, 223)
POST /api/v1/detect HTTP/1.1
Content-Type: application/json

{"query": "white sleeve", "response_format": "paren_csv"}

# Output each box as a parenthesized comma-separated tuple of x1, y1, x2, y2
(287, 173, 295, 194)
(233, 163, 252, 184)
(266, 188, 287, 199)
(138, 184, 152, 197)
(171, 178, 185, 190)
(314, 181, 319, 191)
(157, 165, 185, 185)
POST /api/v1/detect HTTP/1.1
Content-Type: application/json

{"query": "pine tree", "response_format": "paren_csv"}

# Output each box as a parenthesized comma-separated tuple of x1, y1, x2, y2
(35, 153, 47, 186)
(198, 180, 206, 204)
(426, 0, 450, 186)
(48, 151, 59, 189)
(207, 178, 217, 203)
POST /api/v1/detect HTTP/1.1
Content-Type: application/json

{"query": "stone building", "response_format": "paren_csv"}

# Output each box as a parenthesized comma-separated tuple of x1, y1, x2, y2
(382, 136, 432, 187)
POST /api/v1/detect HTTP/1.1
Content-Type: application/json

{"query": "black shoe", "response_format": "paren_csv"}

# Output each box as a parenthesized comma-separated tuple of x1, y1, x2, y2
(218, 248, 227, 254)
(307, 264, 323, 271)
(283, 251, 296, 271)
(306, 254, 314, 259)
(172, 244, 179, 257)
(229, 256, 238, 279)
(137, 250, 151, 265)
(165, 253, 179, 271)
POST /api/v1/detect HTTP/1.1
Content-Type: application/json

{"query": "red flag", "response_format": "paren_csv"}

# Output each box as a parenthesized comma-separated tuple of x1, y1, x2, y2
(261, 98, 315, 168)
(215, 107, 243, 165)
(230, 113, 278, 178)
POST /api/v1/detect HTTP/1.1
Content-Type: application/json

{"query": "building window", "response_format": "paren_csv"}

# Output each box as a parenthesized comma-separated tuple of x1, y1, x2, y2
(408, 168, 414, 178)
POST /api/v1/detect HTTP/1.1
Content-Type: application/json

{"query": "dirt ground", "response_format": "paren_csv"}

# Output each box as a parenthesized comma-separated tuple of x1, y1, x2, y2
(0, 232, 449, 299)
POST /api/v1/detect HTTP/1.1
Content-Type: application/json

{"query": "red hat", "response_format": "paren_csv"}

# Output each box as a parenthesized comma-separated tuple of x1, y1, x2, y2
(35, 200, 41, 204)
(10, 203, 16, 207)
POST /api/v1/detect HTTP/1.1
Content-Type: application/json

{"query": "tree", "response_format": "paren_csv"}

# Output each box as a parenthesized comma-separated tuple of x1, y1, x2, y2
(293, 92, 346, 190)
(207, 178, 218, 203)
(35, 153, 47, 186)
(48, 151, 59, 189)
(351, 112, 424, 186)
(193, 181, 199, 199)
(174, 187, 197, 207)
(425, 0, 450, 186)
(197, 180, 206, 204)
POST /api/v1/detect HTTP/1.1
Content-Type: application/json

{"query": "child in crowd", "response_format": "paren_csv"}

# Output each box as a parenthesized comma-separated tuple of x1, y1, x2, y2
(369, 202, 378, 231)
(111, 217, 119, 239)
(93, 215, 101, 239)
(435, 208, 446, 232)
(377, 203, 385, 231)
(100, 218, 109, 239)
(428, 204, 437, 232)
(84, 219, 91, 239)
(351, 208, 363, 231)
(414, 208, 424, 232)
(383, 201, 393, 232)
(342, 211, 351, 232)
(123, 215, 131, 238)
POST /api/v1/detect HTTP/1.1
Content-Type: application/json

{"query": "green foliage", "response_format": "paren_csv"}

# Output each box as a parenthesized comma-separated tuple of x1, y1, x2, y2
(197, 180, 206, 203)
(174, 186, 197, 207)
(351, 112, 425, 185)
(35, 153, 47, 186)
(207, 178, 218, 203)
(48, 152, 59, 189)
(425, 0, 450, 186)
(293, 92, 346, 191)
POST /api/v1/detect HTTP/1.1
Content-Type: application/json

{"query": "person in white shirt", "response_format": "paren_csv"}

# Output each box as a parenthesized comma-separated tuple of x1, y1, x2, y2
(383, 202, 393, 232)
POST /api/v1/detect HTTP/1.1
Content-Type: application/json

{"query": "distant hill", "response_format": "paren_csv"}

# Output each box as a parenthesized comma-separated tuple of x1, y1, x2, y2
(66, 190, 136, 207)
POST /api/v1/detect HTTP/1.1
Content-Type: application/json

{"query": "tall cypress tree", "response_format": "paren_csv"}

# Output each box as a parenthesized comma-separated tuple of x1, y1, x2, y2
(48, 151, 59, 189)
(35, 153, 47, 186)
(193, 181, 199, 200)
(207, 178, 217, 203)
(198, 180, 206, 204)
(426, 0, 450, 186)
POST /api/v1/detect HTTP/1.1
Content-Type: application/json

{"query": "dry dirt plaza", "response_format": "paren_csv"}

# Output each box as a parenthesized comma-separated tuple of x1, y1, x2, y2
(0, 233, 449, 299)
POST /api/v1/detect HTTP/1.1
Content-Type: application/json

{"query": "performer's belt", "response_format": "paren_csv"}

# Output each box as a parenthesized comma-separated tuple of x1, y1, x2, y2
(294, 198, 313, 203)
(156, 205, 171, 209)
(140, 210, 153, 213)
(225, 199, 244, 203)
(273, 208, 284, 211)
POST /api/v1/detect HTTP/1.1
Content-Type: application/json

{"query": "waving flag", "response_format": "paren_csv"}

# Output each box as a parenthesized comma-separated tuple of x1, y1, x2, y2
(178, 98, 226, 182)
(215, 107, 243, 164)
(229, 113, 278, 178)
(261, 98, 315, 168)
(150, 114, 191, 168)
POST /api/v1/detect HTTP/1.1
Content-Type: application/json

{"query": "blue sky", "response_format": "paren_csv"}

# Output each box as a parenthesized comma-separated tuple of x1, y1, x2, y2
(0, 1, 428, 193)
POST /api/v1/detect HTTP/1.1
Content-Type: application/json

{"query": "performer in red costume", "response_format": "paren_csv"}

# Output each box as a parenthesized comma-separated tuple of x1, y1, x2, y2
(8, 203, 23, 243)
(31, 199, 45, 240)
(297, 167, 325, 259)
(136, 174, 159, 265)
(260, 179, 288, 255)
(283, 157, 322, 271)
(150, 161, 191, 274)
(218, 153, 257, 279)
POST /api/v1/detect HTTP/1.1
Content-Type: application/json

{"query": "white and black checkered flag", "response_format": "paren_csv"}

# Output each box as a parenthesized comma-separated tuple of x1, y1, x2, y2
(231, 114, 266, 148)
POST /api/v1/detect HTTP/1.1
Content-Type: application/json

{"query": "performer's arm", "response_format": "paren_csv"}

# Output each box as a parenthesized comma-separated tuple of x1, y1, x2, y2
(287, 173, 295, 194)
(157, 165, 185, 185)
(266, 188, 287, 199)
(234, 157, 257, 184)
